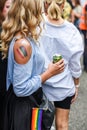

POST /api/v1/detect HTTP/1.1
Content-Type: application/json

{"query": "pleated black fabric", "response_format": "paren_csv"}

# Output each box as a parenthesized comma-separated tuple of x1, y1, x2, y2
(3, 86, 43, 130)
(0, 27, 7, 130)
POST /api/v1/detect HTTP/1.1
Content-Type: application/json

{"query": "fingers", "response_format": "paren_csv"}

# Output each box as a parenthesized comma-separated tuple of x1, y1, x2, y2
(55, 59, 64, 66)
(55, 59, 65, 71)
(56, 59, 64, 64)
(48, 59, 65, 75)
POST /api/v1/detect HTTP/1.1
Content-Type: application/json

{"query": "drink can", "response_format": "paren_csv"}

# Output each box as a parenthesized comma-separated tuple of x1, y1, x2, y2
(53, 54, 62, 63)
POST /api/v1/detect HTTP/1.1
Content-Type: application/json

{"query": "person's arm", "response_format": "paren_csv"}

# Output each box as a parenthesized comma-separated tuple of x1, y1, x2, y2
(71, 6, 82, 23)
(69, 29, 83, 103)
(71, 10, 76, 23)
(73, 77, 80, 88)
(73, 11, 81, 18)
(69, 26, 84, 76)
(71, 77, 80, 103)
(13, 38, 64, 97)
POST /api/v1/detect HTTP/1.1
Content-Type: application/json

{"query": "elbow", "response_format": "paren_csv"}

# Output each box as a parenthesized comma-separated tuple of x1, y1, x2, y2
(13, 85, 28, 97)
(13, 84, 35, 97)
(71, 70, 82, 78)
(13, 87, 23, 97)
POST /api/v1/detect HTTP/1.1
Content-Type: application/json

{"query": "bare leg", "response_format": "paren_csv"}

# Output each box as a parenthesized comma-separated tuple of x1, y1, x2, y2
(55, 108, 70, 130)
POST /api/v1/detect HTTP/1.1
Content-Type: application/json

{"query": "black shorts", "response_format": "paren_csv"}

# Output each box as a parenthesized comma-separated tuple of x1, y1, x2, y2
(54, 95, 74, 109)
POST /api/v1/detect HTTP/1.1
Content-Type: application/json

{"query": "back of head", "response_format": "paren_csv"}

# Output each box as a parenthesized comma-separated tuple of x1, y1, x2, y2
(6, 0, 42, 37)
(43, 0, 65, 20)
(74, 0, 81, 6)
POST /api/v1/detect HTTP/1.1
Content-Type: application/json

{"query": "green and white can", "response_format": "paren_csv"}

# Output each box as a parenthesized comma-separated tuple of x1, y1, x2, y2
(53, 54, 62, 63)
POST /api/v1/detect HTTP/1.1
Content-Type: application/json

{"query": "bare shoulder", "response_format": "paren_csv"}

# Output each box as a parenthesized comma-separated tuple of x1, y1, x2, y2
(13, 38, 32, 64)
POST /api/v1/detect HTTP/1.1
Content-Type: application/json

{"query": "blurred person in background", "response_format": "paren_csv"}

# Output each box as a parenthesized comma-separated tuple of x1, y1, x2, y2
(79, 1, 87, 72)
(0, 0, 12, 130)
(71, 0, 82, 30)
(62, 0, 72, 21)
(67, 0, 73, 7)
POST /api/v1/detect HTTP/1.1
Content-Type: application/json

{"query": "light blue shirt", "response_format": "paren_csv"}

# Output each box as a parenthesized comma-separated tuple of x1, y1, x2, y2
(39, 19, 84, 101)
(7, 37, 45, 97)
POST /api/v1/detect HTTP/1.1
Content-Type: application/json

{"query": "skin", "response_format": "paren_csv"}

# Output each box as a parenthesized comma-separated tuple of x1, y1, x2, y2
(2, 0, 12, 18)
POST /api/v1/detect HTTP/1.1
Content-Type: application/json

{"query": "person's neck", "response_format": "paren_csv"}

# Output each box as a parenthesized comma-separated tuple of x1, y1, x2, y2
(47, 15, 64, 25)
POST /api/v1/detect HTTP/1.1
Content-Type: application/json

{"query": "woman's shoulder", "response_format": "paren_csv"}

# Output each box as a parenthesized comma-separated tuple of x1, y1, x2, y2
(13, 38, 32, 64)
(65, 20, 78, 31)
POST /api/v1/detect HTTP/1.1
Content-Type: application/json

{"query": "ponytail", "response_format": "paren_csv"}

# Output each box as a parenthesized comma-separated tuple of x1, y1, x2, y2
(44, 0, 65, 20)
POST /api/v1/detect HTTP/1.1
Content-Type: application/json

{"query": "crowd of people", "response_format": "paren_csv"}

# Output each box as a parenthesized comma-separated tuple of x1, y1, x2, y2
(63, 0, 87, 72)
(0, 0, 87, 130)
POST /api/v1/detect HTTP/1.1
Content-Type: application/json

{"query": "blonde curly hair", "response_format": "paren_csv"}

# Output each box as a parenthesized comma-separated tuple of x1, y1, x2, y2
(1, 0, 43, 58)
(43, 0, 65, 19)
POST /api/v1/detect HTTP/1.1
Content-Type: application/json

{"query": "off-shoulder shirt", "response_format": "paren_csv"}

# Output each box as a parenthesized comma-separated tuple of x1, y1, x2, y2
(7, 37, 45, 97)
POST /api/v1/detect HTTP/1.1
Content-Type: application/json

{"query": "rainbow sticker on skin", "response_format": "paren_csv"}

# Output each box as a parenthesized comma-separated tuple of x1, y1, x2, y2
(31, 108, 43, 130)
(17, 46, 28, 58)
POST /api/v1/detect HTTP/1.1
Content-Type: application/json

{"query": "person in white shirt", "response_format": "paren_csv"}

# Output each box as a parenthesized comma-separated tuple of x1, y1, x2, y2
(39, 0, 84, 130)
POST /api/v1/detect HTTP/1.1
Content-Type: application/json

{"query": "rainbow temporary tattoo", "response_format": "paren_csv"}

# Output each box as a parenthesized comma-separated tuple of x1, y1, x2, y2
(17, 46, 28, 58)
(31, 108, 43, 130)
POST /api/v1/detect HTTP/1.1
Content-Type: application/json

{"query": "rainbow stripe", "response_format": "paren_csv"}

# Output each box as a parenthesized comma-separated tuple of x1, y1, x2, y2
(31, 108, 43, 130)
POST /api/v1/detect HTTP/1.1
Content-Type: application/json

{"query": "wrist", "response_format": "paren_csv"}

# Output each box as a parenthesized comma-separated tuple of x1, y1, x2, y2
(75, 83, 80, 88)
(41, 70, 52, 83)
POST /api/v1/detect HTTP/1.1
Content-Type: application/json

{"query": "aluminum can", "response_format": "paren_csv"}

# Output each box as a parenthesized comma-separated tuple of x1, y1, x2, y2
(53, 54, 62, 63)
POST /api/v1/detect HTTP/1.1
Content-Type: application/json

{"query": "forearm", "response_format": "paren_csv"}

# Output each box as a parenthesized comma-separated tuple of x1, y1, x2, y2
(41, 70, 53, 83)
(71, 77, 79, 103)
(74, 12, 81, 18)
(73, 77, 80, 87)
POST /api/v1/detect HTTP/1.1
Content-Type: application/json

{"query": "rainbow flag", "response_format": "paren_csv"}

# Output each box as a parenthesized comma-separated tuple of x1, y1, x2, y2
(31, 108, 43, 130)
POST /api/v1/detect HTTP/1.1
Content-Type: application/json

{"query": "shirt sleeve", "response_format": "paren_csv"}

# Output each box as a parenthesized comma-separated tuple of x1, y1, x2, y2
(69, 29, 84, 78)
(13, 58, 42, 97)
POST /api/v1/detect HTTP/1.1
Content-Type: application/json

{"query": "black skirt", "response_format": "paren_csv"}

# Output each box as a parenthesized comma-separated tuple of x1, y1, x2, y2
(3, 86, 43, 130)
(0, 52, 7, 130)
